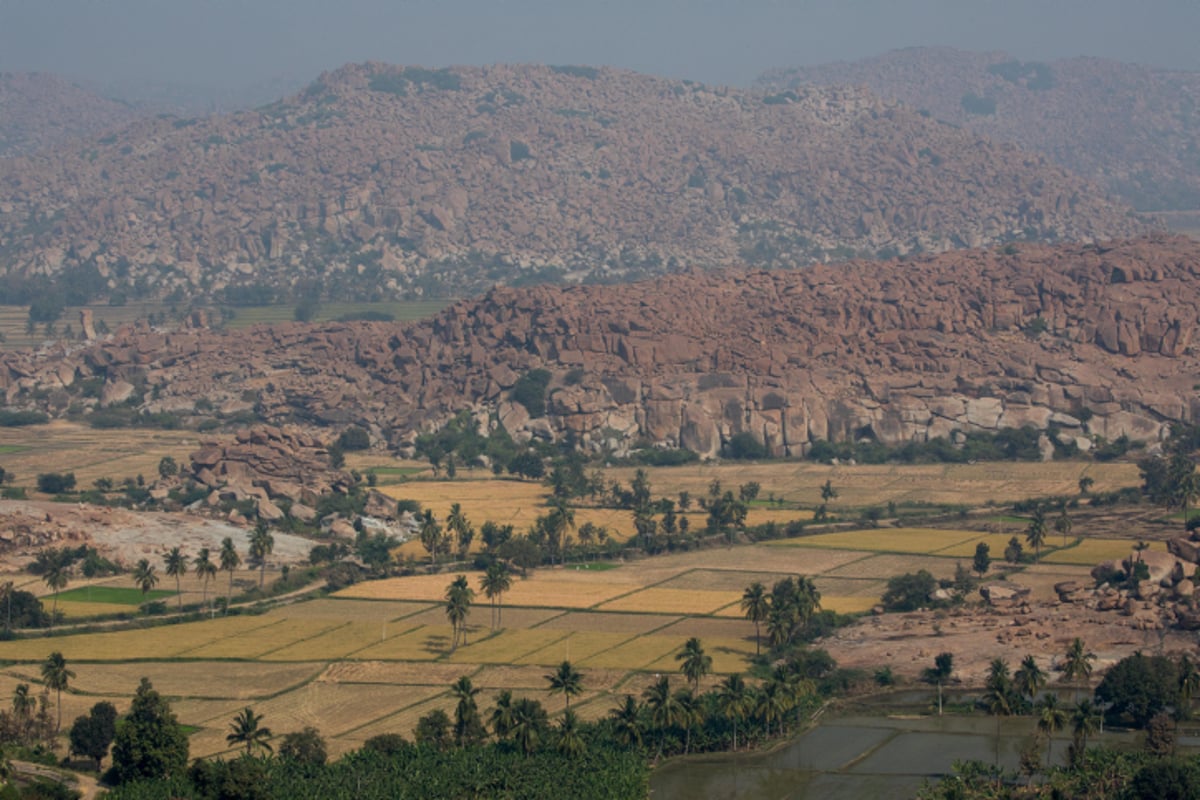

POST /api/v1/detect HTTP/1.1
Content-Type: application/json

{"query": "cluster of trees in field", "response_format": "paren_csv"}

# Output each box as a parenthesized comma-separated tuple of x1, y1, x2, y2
(1138, 423, 1200, 532)
(916, 643, 1200, 798)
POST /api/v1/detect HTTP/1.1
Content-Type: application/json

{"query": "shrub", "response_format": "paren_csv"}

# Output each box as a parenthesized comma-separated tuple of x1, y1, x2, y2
(881, 570, 939, 612)
(510, 369, 551, 417)
(724, 432, 767, 460)
(0, 409, 49, 426)
(336, 426, 371, 451)
(37, 472, 76, 494)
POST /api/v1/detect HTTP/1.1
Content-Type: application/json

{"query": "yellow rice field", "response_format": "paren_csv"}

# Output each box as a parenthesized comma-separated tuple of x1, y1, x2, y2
(595, 588, 743, 615)
(1042, 538, 1164, 566)
(772, 527, 982, 554)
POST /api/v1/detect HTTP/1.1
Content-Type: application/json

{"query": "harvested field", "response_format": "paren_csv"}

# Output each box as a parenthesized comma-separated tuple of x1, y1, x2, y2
(336, 572, 634, 609)
(259, 622, 390, 661)
(1042, 538, 1163, 565)
(448, 628, 570, 664)
(536, 611, 680, 634)
(0, 615, 275, 661)
(65, 661, 321, 699)
(596, 588, 742, 615)
(656, 617, 754, 640)
(643, 638, 753, 674)
(317, 661, 477, 686)
(514, 632, 641, 666)
(349, 625, 452, 661)
(824, 554, 960, 581)
(773, 527, 981, 554)
(578, 635, 686, 670)
(820, 595, 885, 614)
(274, 598, 436, 620)
(657, 569, 796, 592)
(180, 618, 342, 659)
(934, 533, 1026, 558)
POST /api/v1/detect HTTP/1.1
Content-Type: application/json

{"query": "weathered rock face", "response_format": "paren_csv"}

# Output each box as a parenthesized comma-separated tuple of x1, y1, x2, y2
(1, 236, 1198, 456)
(758, 46, 1200, 213)
(0, 62, 1146, 301)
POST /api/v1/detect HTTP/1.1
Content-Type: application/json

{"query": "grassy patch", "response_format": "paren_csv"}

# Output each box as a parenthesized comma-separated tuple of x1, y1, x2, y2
(55, 586, 176, 605)
(569, 562, 621, 572)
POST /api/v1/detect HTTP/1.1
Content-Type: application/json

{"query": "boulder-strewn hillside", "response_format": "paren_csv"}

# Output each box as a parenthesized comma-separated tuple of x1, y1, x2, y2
(1, 236, 1196, 458)
(0, 72, 140, 157)
(0, 62, 1146, 303)
(758, 47, 1200, 213)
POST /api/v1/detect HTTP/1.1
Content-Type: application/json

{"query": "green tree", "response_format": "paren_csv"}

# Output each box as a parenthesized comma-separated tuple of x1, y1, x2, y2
(219, 537, 240, 614)
(278, 726, 327, 765)
(546, 660, 585, 712)
(157, 456, 178, 480)
(226, 706, 273, 755)
(249, 522, 274, 588)
(193, 547, 217, 614)
(1004, 535, 1024, 565)
(446, 503, 474, 559)
(444, 575, 474, 651)
(820, 479, 838, 503)
(1179, 653, 1200, 720)
(509, 697, 549, 755)
(609, 694, 643, 749)
(450, 675, 486, 746)
(740, 582, 769, 656)
(479, 560, 513, 629)
(1014, 654, 1047, 703)
(545, 496, 576, 565)
(1078, 475, 1094, 496)
(1054, 505, 1073, 546)
(1026, 506, 1047, 562)
(1095, 651, 1180, 729)
(676, 637, 712, 692)
(110, 678, 189, 784)
(882, 569, 938, 612)
(982, 657, 1014, 767)
(922, 652, 954, 716)
(718, 673, 750, 751)
(555, 708, 586, 757)
(973, 542, 991, 578)
(68, 700, 117, 769)
(642, 676, 682, 758)
(133, 558, 158, 600)
(1070, 699, 1100, 764)
(163, 547, 187, 612)
(419, 510, 442, 565)
(414, 709, 452, 750)
(489, 690, 517, 742)
(38, 547, 72, 627)
(1061, 637, 1096, 699)
(1036, 692, 1068, 766)
(40, 650, 74, 734)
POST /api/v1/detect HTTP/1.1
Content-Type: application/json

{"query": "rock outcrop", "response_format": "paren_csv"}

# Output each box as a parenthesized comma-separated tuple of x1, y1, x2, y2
(0, 62, 1146, 301)
(758, 47, 1200, 213)
(0, 236, 1197, 457)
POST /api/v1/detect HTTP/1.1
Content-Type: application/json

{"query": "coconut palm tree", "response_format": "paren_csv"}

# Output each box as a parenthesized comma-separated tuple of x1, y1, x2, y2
(1036, 693, 1068, 766)
(1179, 654, 1200, 721)
(555, 708, 586, 757)
(1014, 654, 1048, 706)
(1061, 638, 1095, 700)
(38, 548, 72, 628)
(11, 683, 34, 740)
(922, 652, 954, 717)
(673, 688, 702, 754)
(1026, 506, 1048, 562)
(984, 657, 1014, 766)
(489, 690, 516, 741)
(754, 677, 788, 738)
(450, 675, 485, 746)
(40, 651, 74, 734)
(479, 560, 512, 629)
(1054, 505, 1073, 546)
(546, 496, 576, 564)
(642, 675, 682, 758)
(444, 575, 474, 651)
(1070, 699, 1101, 764)
(419, 510, 442, 565)
(718, 673, 751, 751)
(546, 660, 585, 712)
(133, 558, 158, 600)
(510, 697, 548, 755)
(1178, 471, 1200, 534)
(163, 547, 187, 611)
(226, 706, 273, 755)
(446, 503, 474, 559)
(219, 537, 240, 614)
(609, 694, 643, 748)
(193, 548, 217, 615)
(676, 637, 712, 692)
(249, 522, 274, 588)
(740, 582, 769, 656)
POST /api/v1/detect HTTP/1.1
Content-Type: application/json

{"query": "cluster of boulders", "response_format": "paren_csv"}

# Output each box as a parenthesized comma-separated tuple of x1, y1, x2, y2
(184, 425, 350, 525)
(759, 46, 1200, 212)
(1047, 549, 1200, 631)
(0, 72, 140, 157)
(0, 504, 91, 557)
(0, 62, 1144, 300)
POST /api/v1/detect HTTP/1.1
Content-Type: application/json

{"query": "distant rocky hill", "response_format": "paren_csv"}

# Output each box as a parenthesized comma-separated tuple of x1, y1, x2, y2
(1, 235, 1195, 459)
(0, 62, 1146, 304)
(758, 47, 1200, 213)
(0, 72, 140, 157)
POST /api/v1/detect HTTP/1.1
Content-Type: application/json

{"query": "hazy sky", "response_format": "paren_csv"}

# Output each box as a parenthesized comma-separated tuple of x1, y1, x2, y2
(3, 0, 1199, 92)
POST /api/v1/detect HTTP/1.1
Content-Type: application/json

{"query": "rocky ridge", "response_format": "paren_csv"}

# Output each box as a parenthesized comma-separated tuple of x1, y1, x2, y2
(0, 62, 1146, 301)
(758, 47, 1200, 212)
(0, 72, 140, 157)
(0, 236, 1196, 458)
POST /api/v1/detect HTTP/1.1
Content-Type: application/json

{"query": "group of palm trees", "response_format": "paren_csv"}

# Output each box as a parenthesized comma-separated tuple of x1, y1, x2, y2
(442, 562, 514, 649)
(154, 537, 243, 616)
(739, 576, 821, 656)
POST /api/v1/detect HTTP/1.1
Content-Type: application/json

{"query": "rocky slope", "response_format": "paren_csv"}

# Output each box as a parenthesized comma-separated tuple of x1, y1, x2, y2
(758, 47, 1200, 213)
(0, 72, 140, 157)
(0, 62, 1146, 303)
(0, 236, 1196, 458)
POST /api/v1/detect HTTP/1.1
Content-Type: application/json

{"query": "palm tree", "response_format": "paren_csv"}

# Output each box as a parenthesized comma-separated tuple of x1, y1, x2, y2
(718, 674, 750, 751)
(1054, 505, 1073, 546)
(1061, 638, 1095, 700)
(163, 547, 187, 611)
(510, 697, 548, 755)
(446, 503, 474, 559)
(676, 637, 713, 692)
(642, 675, 682, 758)
(11, 683, 34, 739)
(741, 582, 770, 656)
(1179, 654, 1200, 721)
(219, 537, 241, 614)
(133, 558, 158, 600)
(609, 694, 643, 748)
(555, 708, 586, 757)
(444, 575, 474, 651)
(754, 678, 787, 737)
(479, 560, 512, 629)
(1014, 654, 1047, 705)
(1070, 699, 1101, 764)
(226, 706, 273, 755)
(489, 690, 517, 741)
(249, 522, 274, 588)
(40, 651, 74, 734)
(419, 510, 442, 566)
(193, 548, 217, 615)
(39, 548, 72, 628)
(922, 652, 954, 716)
(673, 688, 702, 754)
(546, 660, 585, 711)
(546, 496, 576, 564)
(1026, 506, 1048, 562)
(984, 657, 1014, 766)
(1178, 471, 1200, 534)
(1036, 693, 1068, 766)
(450, 675, 484, 746)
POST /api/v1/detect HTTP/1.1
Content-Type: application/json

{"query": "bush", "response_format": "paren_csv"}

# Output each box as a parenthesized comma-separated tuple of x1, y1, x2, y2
(961, 93, 996, 115)
(0, 409, 49, 426)
(336, 426, 371, 451)
(724, 432, 767, 460)
(37, 472, 77, 494)
(510, 369, 551, 418)
(1095, 652, 1180, 729)
(881, 569, 939, 612)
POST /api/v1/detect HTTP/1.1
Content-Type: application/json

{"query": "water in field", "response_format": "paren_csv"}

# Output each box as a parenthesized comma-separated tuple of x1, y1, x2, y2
(649, 709, 1144, 800)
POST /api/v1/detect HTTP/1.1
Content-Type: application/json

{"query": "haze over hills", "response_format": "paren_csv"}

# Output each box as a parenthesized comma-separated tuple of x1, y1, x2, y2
(2, 235, 1194, 458)
(0, 62, 1146, 305)
(758, 47, 1200, 214)
(0, 72, 142, 157)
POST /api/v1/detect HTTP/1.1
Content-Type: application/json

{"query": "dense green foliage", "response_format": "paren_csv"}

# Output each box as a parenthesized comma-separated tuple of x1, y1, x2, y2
(510, 369, 552, 418)
(806, 427, 1049, 465)
(104, 744, 646, 799)
(108, 679, 190, 785)
(881, 569, 940, 611)
(1094, 652, 1180, 729)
